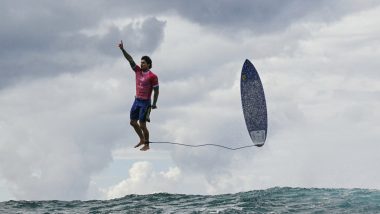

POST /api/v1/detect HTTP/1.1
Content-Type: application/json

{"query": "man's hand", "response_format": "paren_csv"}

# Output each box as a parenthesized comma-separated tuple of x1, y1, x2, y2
(118, 40, 136, 67)
(118, 40, 124, 49)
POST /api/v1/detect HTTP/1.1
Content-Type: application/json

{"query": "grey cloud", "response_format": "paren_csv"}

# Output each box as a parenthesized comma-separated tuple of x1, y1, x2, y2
(0, 1, 101, 52)
(98, 17, 166, 56)
(1, 0, 377, 89)
(1, 0, 380, 200)
(0, 71, 131, 200)
(140, 0, 379, 34)
(0, 0, 166, 89)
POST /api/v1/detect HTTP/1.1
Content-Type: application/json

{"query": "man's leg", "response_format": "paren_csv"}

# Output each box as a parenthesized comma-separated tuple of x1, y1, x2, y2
(139, 121, 150, 151)
(130, 120, 145, 148)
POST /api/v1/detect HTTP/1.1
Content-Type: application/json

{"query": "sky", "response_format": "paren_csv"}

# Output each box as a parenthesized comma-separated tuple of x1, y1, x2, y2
(0, 0, 380, 201)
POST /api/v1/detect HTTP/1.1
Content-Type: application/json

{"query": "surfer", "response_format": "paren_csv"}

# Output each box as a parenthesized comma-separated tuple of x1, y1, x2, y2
(118, 40, 159, 151)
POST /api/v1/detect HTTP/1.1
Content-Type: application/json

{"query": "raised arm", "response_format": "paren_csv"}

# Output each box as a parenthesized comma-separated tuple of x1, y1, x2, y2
(118, 40, 136, 69)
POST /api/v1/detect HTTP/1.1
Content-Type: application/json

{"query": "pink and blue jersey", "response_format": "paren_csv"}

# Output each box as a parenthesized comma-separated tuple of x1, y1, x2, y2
(133, 65, 159, 100)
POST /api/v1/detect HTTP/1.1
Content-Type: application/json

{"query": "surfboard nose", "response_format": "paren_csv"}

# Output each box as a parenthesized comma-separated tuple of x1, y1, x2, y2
(244, 59, 252, 66)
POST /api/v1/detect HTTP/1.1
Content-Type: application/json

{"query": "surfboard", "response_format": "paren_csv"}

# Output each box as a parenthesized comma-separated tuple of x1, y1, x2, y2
(240, 59, 267, 147)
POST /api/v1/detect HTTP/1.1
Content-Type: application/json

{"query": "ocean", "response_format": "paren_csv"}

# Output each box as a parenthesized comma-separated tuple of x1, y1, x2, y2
(1, 187, 379, 213)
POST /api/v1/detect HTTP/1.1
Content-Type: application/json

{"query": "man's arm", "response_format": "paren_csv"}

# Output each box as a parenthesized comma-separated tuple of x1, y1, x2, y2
(118, 40, 136, 69)
(152, 87, 159, 109)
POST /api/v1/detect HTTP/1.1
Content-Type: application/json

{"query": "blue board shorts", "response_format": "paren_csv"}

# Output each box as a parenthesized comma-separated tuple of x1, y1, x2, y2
(130, 98, 151, 122)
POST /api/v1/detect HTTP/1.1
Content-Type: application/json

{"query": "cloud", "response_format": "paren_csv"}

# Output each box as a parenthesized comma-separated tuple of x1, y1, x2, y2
(137, 0, 379, 35)
(140, 5, 380, 194)
(105, 161, 182, 199)
(1, 1, 380, 201)
(0, 0, 166, 89)
(0, 65, 134, 200)
(1, 0, 377, 89)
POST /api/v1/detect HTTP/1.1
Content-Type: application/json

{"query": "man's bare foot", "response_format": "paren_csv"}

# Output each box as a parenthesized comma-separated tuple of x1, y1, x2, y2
(134, 140, 144, 148)
(140, 142, 150, 151)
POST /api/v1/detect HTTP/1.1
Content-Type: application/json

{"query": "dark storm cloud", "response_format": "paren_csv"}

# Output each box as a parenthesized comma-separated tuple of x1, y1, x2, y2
(98, 17, 166, 56)
(0, 0, 377, 89)
(137, 0, 379, 34)
(0, 1, 166, 88)
(0, 1, 101, 52)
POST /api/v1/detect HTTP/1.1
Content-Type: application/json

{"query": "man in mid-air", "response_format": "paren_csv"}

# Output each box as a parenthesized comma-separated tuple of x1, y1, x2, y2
(118, 40, 159, 151)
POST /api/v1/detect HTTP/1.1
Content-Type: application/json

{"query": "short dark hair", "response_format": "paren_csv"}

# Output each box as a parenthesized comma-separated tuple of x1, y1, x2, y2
(141, 56, 152, 69)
